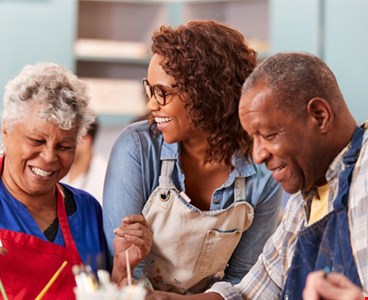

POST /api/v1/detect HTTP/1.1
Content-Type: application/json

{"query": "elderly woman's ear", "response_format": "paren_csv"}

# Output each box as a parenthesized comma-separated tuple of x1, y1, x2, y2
(1, 122, 8, 153)
(1, 121, 6, 136)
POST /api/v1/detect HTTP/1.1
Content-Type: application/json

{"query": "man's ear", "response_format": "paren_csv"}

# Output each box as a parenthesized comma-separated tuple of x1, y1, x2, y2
(306, 97, 333, 133)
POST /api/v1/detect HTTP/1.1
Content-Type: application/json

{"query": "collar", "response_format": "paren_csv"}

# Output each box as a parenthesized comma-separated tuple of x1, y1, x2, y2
(302, 122, 368, 202)
(159, 140, 256, 179)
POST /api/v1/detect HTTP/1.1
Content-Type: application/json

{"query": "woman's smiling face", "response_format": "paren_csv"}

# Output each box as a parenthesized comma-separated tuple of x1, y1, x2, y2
(2, 103, 78, 198)
(145, 54, 197, 144)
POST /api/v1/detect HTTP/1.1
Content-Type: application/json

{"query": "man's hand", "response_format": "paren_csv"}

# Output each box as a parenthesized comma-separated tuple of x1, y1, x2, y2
(303, 270, 364, 300)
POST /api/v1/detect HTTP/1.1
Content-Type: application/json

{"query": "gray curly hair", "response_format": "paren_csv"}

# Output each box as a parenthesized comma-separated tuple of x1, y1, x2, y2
(2, 62, 95, 141)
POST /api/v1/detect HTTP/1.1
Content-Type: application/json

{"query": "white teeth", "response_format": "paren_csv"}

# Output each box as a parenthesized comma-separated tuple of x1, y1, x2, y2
(155, 117, 171, 123)
(31, 167, 52, 177)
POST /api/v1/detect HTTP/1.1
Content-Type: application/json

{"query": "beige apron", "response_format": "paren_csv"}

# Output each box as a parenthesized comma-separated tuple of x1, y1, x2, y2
(142, 159, 254, 294)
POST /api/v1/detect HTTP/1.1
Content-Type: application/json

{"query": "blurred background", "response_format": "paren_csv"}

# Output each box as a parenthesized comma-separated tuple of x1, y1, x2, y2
(0, 0, 367, 162)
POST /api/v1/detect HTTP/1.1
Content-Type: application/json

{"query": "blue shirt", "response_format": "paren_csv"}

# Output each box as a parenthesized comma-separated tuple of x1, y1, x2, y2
(0, 181, 107, 272)
(103, 121, 283, 284)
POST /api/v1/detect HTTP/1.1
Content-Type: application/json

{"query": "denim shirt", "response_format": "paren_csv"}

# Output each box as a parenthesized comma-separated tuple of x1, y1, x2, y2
(103, 121, 283, 284)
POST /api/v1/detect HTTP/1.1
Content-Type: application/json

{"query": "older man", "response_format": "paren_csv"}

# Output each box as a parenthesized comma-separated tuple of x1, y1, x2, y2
(146, 52, 368, 300)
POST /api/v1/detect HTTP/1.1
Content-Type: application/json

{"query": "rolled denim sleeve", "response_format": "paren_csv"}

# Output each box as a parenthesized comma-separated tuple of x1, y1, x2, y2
(102, 122, 160, 266)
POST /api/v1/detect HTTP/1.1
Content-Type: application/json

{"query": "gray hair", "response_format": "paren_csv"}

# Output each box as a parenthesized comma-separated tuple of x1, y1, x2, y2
(242, 51, 345, 113)
(2, 62, 95, 140)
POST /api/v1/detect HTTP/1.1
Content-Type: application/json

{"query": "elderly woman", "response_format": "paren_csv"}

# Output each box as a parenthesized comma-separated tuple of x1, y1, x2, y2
(104, 20, 283, 294)
(0, 63, 147, 299)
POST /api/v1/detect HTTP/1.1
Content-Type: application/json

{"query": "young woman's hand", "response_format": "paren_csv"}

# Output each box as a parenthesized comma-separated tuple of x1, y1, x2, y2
(112, 214, 152, 284)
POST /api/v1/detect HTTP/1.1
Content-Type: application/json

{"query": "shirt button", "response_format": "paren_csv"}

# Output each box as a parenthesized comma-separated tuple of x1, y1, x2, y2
(213, 198, 220, 204)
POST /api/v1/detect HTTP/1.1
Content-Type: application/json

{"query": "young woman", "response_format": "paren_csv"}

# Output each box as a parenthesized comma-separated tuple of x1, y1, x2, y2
(103, 20, 283, 294)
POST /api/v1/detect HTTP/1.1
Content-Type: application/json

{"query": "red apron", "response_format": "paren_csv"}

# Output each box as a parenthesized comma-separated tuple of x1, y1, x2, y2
(0, 185, 83, 299)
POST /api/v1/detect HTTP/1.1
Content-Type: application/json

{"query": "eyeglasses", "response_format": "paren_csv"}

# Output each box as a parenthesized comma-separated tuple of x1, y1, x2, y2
(142, 78, 177, 106)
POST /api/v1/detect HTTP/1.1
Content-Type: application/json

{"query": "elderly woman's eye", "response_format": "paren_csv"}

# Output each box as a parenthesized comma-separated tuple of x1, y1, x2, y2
(30, 138, 44, 145)
(58, 144, 74, 151)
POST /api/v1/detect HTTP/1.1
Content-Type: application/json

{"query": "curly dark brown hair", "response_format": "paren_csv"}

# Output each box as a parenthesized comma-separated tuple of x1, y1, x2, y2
(150, 20, 256, 165)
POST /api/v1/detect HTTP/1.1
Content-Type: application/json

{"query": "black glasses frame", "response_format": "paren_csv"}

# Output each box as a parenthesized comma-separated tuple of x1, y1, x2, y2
(142, 78, 177, 106)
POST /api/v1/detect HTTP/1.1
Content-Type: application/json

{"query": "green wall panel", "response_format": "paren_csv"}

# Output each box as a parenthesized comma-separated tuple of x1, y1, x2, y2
(0, 0, 77, 107)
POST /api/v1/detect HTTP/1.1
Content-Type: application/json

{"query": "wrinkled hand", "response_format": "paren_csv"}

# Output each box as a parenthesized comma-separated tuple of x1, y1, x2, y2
(303, 270, 364, 300)
(112, 214, 152, 284)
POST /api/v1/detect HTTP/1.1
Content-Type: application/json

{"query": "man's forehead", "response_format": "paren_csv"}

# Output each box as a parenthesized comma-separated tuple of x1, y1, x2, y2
(240, 85, 274, 112)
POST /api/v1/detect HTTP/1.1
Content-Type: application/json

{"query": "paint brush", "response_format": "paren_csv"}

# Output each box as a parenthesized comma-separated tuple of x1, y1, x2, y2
(125, 250, 132, 286)
(0, 239, 7, 255)
(0, 279, 8, 300)
(35, 261, 68, 300)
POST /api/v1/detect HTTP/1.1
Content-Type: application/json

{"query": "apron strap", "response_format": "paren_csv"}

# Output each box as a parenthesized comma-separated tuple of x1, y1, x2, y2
(234, 177, 246, 202)
(334, 125, 364, 210)
(159, 160, 176, 196)
(56, 187, 80, 258)
(281, 125, 365, 299)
